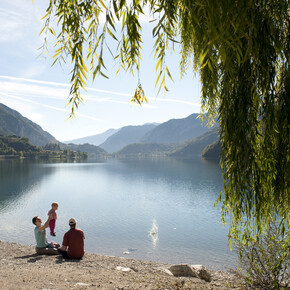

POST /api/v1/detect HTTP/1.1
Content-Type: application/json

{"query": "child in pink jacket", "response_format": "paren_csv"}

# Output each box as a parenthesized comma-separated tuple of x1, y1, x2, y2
(48, 202, 58, 236)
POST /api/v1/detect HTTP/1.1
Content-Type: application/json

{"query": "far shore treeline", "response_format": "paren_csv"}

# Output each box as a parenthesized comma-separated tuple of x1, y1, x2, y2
(0, 135, 88, 160)
(0, 103, 221, 161)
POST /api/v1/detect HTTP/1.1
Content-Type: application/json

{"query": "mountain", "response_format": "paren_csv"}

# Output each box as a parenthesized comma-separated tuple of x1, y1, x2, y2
(140, 113, 213, 144)
(99, 124, 158, 153)
(64, 128, 119, 146)
(202, 140, 221, 160)
(62, 143, 108, 159)
(0, 103, 57, 146)
(114, 143, 176, 157)
(170, 126, 219, 158)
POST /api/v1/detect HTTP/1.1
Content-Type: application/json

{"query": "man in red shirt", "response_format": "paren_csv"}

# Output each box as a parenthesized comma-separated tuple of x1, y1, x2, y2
(58, 218, 85, 259)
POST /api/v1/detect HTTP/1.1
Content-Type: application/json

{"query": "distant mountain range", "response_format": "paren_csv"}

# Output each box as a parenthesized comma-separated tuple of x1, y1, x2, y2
(64, 128, 119, 146)
(0, 103, 221, 159)
(99, 124, 158, 153)
(113, 127, 219, 158)
(98, 113, 217, 154)
(140, 113, 210, 144)
(0, 103, 57, 146)
(170, 126, 219, 158)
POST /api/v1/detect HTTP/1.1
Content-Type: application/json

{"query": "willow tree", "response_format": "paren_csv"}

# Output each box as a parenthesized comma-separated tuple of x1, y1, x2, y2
(41, 0, 289, 242)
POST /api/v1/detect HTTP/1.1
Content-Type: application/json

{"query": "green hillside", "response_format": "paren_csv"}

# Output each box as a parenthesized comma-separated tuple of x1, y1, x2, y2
(0, 103, 57, 146)
(170, 127, 219, 158)
(114, 143, 175, 157)
(202, 140, 221, 160)
(0, 135, 39, 157)
(63, 143, 108, 159)
(0, 136, 88, 160)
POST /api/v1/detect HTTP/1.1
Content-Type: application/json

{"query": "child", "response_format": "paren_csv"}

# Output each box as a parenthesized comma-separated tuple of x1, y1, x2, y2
(48, 202, 58, 236)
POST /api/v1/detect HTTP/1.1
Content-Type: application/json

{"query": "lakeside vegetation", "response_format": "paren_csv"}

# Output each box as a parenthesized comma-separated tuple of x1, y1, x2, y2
(0, 135, 88, 160)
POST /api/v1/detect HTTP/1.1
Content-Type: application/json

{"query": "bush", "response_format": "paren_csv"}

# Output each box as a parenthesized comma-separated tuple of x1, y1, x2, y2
(235, 224, 289, 289)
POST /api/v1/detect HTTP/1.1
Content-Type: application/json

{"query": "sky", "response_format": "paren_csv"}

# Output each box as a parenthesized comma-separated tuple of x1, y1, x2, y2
(0, 0, 202, 142)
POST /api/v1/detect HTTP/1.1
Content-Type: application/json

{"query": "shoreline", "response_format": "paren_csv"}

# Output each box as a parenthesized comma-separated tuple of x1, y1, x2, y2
(0, 240, 245, 289)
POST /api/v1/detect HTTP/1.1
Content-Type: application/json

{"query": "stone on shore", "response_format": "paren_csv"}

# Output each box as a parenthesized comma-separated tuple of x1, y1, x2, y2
(169, 264, 211, 282)
(168, 264, 198, 278)
(115, 266, 135, 272)
(191, 265, 212, 282)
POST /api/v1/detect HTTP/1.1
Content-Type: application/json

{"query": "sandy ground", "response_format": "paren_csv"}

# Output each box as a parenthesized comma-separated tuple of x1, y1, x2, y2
(0, 240, 246, 289)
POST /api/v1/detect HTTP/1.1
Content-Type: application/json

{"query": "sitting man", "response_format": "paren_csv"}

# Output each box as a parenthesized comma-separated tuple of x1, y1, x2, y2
(58, 218, 85, 259)
(32, 216, 60, 255)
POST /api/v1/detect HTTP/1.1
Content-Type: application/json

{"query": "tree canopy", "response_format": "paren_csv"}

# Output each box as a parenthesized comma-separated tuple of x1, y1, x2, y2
(41, 0, 289, 241)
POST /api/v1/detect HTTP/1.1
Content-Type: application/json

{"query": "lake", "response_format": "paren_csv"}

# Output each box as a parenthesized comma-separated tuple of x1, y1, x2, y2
(0, 157, 237, 270)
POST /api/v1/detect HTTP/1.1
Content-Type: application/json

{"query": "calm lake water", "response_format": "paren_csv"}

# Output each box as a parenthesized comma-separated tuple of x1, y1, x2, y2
(0, 157, 237, 270)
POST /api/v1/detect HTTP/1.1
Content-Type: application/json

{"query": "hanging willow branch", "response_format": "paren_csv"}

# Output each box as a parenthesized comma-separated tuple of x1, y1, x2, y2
(40, 0, 289, 244)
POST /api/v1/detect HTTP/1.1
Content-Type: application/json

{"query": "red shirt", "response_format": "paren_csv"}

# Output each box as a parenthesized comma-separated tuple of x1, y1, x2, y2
(63, 228, 85, 259)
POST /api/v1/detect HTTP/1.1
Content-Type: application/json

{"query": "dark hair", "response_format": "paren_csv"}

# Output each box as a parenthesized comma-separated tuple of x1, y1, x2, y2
(32, 216, 38, 225)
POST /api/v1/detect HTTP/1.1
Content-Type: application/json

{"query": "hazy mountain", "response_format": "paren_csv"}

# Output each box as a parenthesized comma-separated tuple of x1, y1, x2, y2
(141, 113, 212, 144)
(0, 103, 57, 146)
(99, 124, 158, 153)
(64, 128, 119, 146)
(62, 143, 108, 159)
(202, 140, 221, 160)
(170, 126, 219, 158)
(115, 143, 176, 157)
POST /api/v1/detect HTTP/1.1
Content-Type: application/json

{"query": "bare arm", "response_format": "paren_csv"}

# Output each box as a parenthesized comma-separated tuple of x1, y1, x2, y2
(38, 217, 51, 232)
(59, 245, 67, 251)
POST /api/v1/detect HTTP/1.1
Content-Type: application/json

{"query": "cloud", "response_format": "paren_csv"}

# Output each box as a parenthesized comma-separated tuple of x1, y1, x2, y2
(0, 75, 199, 107)
(0, 92, 103, 123)
(0, 1, 42, 43)
(148, 97, 200, 107)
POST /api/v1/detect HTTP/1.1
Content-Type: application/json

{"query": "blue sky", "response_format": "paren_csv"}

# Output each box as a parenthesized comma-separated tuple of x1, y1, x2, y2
(0, 0, 201, 142)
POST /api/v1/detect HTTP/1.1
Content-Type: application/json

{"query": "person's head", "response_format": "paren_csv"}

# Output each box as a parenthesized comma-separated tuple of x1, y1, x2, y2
(32, 216, 42, 226)
(69, 217, 77, 228)
(51, 202, 58, 210)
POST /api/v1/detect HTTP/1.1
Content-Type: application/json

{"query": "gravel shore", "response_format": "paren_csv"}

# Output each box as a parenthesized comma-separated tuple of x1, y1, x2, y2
(0, 240, 245, 289)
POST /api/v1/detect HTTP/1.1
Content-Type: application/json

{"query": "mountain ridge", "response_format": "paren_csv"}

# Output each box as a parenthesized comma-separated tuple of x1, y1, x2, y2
(0, 103, 57, 146)
(64, 128, 119, 146)
(99, 124, 158, 153)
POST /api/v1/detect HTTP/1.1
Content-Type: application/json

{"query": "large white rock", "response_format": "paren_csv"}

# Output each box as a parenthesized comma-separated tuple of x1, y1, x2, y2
(168, 264, 198, 278)
(191, 265, 212, 282)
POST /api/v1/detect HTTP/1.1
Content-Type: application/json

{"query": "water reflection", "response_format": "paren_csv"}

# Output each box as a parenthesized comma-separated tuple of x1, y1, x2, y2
(149, 218, 159, 248)
(0, 160, 57, 212)
(0, 157, 237, 270)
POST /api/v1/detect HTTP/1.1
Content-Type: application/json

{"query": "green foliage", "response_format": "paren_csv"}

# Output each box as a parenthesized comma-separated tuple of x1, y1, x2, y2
(40, 0, 289, 248)
(0, 135, 39, 157)
(170, 126, 219, 158)
(0, 136, 88, 160)
(235, 223, 289, 289)
(62, 142, 107, 159)
(201, 140, 221, 160)
(115, 142, 175, 157)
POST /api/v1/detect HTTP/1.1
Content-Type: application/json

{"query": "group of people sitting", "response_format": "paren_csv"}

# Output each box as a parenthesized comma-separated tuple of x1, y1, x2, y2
(32, 214, 85, 259)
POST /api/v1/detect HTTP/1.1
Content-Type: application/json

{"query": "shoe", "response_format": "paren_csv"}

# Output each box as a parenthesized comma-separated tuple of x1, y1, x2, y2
(51, 233, 56, 236)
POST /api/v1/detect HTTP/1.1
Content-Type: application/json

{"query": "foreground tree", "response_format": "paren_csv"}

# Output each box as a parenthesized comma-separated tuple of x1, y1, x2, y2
(41, 0, 289, 276)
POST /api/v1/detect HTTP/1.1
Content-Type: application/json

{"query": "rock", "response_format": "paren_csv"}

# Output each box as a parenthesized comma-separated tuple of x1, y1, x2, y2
(115, 266, 134, 272)
(191, 265, 212, 282)
(158, 267, 173, 276)
(168, 264, 198, 278)
(74, 282, 90, 286)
